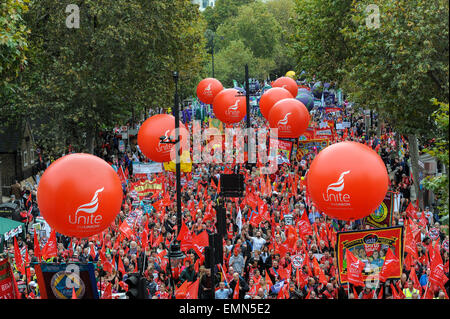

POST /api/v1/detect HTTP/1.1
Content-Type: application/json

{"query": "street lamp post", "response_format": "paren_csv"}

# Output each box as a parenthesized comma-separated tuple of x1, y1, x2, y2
(159, 72, 185, 298)
(173, 71, 182, 234)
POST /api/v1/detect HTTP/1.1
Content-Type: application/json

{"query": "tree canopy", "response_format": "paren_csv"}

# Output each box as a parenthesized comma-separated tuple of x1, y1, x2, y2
(3, 0, 207, 156)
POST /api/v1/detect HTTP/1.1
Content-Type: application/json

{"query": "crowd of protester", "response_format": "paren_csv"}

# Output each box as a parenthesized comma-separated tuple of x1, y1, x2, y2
(2, 81, 449, 300)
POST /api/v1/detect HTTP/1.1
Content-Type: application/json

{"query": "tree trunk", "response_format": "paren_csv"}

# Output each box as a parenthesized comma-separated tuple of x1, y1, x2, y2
(85, 129, 96, 154)
(377, 116, 383, 138)
(408, 134, 423, 210)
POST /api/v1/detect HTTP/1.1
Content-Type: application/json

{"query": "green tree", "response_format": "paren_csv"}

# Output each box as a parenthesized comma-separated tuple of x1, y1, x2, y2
(0, 0, 30, 124)
(22, 0, 206, 156)
(203, 0, 256, 32)
(266, 0, 298, 76)
(292, 0, 353, 82)
(211, 39, 274, 87)
(340, 0, 449, 209)
(421, 100, 449, 221)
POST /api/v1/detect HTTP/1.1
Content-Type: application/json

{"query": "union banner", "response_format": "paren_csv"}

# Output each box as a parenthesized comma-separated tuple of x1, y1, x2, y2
(336, 226, 404, 285)
(363, 191, 394, 228)
(0, 259, 18, 299)
(129, 180, 163, 198)
(34, 263, 99, 299)
(296, 139, 330, 161)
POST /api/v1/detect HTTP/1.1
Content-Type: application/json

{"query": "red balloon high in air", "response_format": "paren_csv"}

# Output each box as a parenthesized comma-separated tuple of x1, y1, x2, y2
(306, 141, 389, 221)
(37, 153, 123, 238)
(196, 78, 224, 104)
(268, 98, 310, 138)
(137, 114, 189, 163)
(272, 77, 298, 98)
(259, 87, 293, 121)
(212, 88, 247, 124)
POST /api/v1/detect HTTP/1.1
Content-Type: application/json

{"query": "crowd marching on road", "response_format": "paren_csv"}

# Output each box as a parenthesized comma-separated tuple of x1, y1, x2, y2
(2, 80, 449, 300)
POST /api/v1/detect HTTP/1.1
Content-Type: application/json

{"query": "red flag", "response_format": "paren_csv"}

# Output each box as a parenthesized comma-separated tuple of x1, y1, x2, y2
(429, 243, 448, 287)
(185, 279, 200, 299)
(178, 220, 193, 252)
(353, 286, 359, 299)
(72, 287, 78, 299)
(409, 267, 422, 294)
(102, 282, 112, 299)
(390, 283, 400, 299)
(41, 229, 58, 260)
(89, 243, 96, 261)
(305, 289, 311, 299)
(286, 225, 298, 249)
(118, 256, 126, 276)
(117, 166, 127, 184)
(312, 257, 327, 285)
(33, 229, 41, 260)
(265, 272, 273, 290)
(405, 202, 418, 220)
(298, 212, 313, 237)
(175, 280, 190, 299)
(152, 233, 163, 248)
(119, 220, 133, 239)
(248, 210, 262, 227)
(275, 241, 289, 258)
(378, 248, 400, 282)
(404, 224, 418, 259)
(233, 278, 240, 299)
(419, 213, 428, 228)
(345, 249, 365, 286)
(191, 231, 209, 258)
(377, 286, 383, 299)
(141, 226, 149, 252)
(13, 237, 24, 274)
(277, 282, 287, 299)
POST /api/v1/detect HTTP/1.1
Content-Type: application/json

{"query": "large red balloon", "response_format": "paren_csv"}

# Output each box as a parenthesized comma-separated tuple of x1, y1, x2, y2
(212, 88, 247, 124)
(268, 98, 310, 138)
(196, 78, 224, 104)
(37, 153, 123, 238)
(307, 141, 389, 221)
(137, 114, 188, 163)
(259, 87, 293, 121)
(272, 77, 298, 98)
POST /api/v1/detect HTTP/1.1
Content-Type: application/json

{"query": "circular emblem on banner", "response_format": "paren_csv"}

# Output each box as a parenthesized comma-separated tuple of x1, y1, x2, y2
(371, 202, 388, 222)
(50, 271, 85, 299)
(292, 254, 304, 269)
(443, 239, 449, 252)
(428, 227, 440, 241)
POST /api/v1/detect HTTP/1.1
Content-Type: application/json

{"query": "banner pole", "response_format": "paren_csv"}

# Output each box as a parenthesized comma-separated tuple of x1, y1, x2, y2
(347, 281, 351, 299)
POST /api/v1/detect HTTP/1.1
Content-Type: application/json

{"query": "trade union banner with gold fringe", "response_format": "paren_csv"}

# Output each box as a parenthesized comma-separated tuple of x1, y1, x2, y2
(34, 262, 99, 299)
(363, 191, 395, 228)
(336, 226, 404, 285)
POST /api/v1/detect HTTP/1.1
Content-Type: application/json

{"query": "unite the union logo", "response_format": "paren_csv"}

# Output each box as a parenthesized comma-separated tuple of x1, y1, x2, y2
(68, 187, 104, 225)
(225, 99, 241, 118)
(322, 171, 351, 204)
(203, 83, 212, 97)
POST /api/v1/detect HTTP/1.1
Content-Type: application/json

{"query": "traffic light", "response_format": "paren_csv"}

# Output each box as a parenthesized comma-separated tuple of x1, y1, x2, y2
(204, 233, 223, 268)
(125, 273, 149, 299)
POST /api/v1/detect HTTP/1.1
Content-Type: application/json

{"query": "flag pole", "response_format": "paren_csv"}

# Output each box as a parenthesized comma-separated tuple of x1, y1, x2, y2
(423, 280, 430, 299)
(347, 281, 351, 299)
